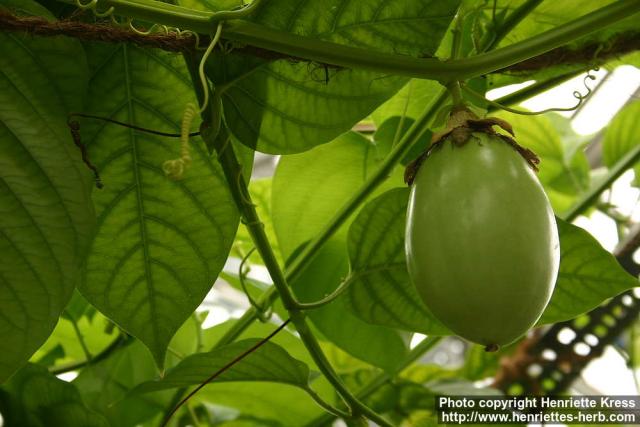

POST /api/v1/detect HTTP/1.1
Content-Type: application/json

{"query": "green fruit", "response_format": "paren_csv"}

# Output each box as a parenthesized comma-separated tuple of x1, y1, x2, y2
(405, 131, 559, 348)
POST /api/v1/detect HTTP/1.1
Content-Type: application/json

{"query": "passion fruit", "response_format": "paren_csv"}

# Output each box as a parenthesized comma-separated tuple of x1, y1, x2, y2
(405, 113, 559, 349)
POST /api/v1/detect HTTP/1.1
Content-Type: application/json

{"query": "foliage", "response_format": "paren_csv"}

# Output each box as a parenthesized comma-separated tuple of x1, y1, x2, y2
(0, 0, 639, 425)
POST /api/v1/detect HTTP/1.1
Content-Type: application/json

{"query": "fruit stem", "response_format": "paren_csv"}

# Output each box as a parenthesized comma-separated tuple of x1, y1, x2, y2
(447, 81, 465, 108)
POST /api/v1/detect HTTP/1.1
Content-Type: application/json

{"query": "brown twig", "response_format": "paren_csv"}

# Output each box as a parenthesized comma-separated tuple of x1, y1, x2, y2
(0, 8, 196, 51)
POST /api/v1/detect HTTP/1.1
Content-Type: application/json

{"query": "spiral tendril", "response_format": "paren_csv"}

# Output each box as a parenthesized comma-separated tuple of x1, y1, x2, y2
(162, 23, 223, 180)
(162, 103, 196, 180)
(463, 67, 599, 116)
(74, 0, 114, 18)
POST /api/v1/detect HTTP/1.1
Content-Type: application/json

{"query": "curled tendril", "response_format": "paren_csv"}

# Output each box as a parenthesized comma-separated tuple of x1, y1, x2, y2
(162, 23, 223, 180)
(571, 67, 598, 104)
(239, 248, 273, 322)
(127, 20, 160, 36)
(108, 15, 203, 50)
(162, 103, 196, 180)
(74, 0, 114, 18)
(462, 67, 599, 116)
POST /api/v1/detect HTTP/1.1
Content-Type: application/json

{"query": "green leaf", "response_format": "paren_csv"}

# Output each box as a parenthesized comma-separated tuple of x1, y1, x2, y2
(273, 131, 401, 256)
(494, 112, 590, 213)
(204, 318, 318, 369)
(73, 341, 170, 427)
(133, 339, 311, 394)
(539, 219, 638, 324)
(78, 43, 242, 369)
(72, 317, 209, 427)
(208, 0, 459, 153)
(373, 116, 433, 166)
(196, 382, 325, 427)
(602, 101, 640, 185)
(371, 79, 443, 127)
(0, 1, 95, 382)
(272, 131, 410, 370)
(61, 290, 96, 323)
(0, 364, 109, 427)
(346, 188, 449, 334)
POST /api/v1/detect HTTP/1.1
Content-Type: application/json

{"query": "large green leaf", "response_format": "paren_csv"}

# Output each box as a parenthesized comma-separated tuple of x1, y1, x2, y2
(273, 131, 401, 256)
(272, 131, 410, 371)
(133, 339, 311, 394)
(207, 0, 459, 154)
(0, 0, 95, 383)
(74, 341, 169, 427)
(539, 219, 638, 324)
(346, 188, 449, 334)
(78, 43, 241, 369)
(0, 364, 109, 427)
(602, 101, 640, 184)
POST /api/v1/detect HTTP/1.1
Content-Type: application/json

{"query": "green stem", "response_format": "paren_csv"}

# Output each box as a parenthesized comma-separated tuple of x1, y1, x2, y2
(447, 81, 464, 107)
(183, 56, 392, 427)
(562, 144, 640, 222)
(304, 385, 351, 418)
(212, 124, 393, 427)
(305, 337, 442, 427)
(213, 128, 393, 426)
(57, 0, 640, 81)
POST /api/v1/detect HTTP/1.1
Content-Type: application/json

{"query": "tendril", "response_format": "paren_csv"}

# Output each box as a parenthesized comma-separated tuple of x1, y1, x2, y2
(238, 248, 273, 322)
(462, 68, 598, 116)
(119, 18, 202, 50)
(74, 0, 114, 18)
(162, 23, 223, 180)
(197, 22, 223, 114)
(162, 103, 196, 180)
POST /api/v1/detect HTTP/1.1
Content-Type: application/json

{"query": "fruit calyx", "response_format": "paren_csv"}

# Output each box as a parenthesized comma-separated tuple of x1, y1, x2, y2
(404, 107, 540, 185)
